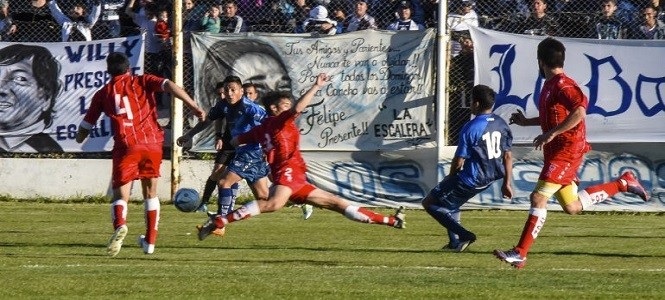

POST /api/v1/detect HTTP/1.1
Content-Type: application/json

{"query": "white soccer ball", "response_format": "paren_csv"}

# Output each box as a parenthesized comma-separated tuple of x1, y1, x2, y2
(173, 188, 201, 213)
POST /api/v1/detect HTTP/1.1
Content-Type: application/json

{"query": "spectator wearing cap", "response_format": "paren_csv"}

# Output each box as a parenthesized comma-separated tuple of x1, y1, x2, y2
(303, 5, 337, 35)
(386, 1, 424, 30)
(345, 0, 377, 32)
(446, 0, 478, 56)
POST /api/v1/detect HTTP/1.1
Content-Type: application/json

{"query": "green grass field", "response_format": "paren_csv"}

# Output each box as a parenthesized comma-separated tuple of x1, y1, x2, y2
(1, 201, 664, 299)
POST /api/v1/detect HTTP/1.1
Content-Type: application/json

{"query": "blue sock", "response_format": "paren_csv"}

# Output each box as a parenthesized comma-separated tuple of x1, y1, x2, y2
(446, 209, 461, 246)
(217, 188, 234, 216)
(424, 204, 474, 241)
(228, 183, 239, 215)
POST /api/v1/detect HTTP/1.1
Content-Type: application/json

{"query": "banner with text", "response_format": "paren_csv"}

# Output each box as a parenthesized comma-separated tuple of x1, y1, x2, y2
(190, 29, 436, 152)
(0, 35, 145, 153)
(470, 27, 665, 143)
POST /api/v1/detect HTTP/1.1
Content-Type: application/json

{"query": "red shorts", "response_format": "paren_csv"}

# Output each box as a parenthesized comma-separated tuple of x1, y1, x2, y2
(538, 157, 582, 185)
(112, 143, 163, 188)
(272, 165, 315, 203)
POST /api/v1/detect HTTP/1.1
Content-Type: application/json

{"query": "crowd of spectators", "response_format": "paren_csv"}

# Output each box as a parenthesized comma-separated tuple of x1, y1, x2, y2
(1, 0, 663, 44)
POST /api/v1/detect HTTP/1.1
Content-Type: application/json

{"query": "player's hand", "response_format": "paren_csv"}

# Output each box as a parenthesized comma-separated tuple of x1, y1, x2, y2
(509, 109, 526, 126)
(315, 73, 328, 87)
(501, 183, 513, 199)
(193, 107, 205, 122)
(214, 138, 223, 150)
(176, 135, 191, 147)
(533, 131, 555, 150)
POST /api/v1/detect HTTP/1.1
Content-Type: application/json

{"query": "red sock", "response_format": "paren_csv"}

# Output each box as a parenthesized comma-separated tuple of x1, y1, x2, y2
(515, 208, 547, 257)
(218, 201, 260, 226)
(357, 208, 393, 225)
(584, 181, 621, 199)
(111, 200, 127, 229)
(144, 198, 160, 245)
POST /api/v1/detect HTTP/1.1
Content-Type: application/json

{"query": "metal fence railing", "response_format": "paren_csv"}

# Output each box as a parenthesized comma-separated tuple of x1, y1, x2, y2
(3, 0, 660, 149)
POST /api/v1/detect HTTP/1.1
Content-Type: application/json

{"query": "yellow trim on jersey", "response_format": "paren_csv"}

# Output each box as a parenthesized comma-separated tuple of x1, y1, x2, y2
(534, 180, 578, 206)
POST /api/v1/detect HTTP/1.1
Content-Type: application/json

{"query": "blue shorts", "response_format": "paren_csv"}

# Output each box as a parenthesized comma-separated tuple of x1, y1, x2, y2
(428, 175, 488, 210)
(226, 149, 269, 184)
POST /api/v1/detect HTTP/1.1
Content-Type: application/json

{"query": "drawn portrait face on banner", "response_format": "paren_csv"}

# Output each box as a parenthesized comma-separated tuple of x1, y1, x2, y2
(193, 39, 292, 150)
(0, 44, 62, 152)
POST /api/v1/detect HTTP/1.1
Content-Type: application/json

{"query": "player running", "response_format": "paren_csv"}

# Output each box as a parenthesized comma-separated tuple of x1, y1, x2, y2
(76, 52, 205, 256)
(493, 37, 650, 269)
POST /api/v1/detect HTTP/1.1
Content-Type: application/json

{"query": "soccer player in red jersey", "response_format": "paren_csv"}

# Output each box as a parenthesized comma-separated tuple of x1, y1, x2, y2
(493, 37, 650, 269)
(196, 73, 405, 240)
(76, 52, 205, 257)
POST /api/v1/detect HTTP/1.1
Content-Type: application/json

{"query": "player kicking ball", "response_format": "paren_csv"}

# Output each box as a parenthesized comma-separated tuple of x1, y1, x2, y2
(197, 73, 405, 240)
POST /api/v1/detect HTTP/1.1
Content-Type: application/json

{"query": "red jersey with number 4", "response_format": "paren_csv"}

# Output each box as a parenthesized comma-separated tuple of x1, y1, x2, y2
(237, 110, 307, 179)
(83, 73, 166, 149)
(538, 73, 591, 161)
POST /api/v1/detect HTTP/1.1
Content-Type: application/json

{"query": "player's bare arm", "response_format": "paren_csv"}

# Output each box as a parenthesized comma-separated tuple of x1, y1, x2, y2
(176, 118, 214, 147)
(294, 73, 328, 113)
(533, 106, 585, 150)
(509, 109, 539, 126)
(502, 150, 513, 199)
(164, 80, 206, 121)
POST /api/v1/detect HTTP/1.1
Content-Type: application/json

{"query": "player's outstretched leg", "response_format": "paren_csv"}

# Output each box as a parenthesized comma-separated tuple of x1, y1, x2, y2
(196, 214, 223, 241)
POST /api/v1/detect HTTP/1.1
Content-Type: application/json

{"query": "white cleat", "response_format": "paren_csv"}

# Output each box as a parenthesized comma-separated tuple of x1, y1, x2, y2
(107, 225, 128, 257)
(302, 204, 314, 220)
(137, 235, 154, 254)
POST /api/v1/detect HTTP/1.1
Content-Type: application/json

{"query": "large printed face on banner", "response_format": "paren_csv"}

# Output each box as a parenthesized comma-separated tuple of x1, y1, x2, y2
(191, 31, 437, 152)
(0, 36, 144, 153)
(0, 44, 62, 152)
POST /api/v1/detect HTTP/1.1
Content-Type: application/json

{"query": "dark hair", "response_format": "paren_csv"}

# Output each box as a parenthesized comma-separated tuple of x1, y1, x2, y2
(215, 81, 225, 90)
(242, 82, 256, 90)
(470, 84, 496, 110)
(223, 75, 242, 86)
(537, 37, 565, 68)
(106, 52, 130, 77)
(261, 91, 292, 114)
(0, 44, 61, 127)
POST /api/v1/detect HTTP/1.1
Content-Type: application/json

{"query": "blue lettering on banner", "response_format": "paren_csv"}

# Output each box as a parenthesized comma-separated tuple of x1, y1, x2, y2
(319, 154, 664, 210)
(55, 118, 113, 141)
(64, 39, 140, 63)
(488, 44, 665, 117)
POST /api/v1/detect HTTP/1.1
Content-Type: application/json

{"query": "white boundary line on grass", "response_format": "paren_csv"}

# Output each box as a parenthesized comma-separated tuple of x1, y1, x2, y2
(18, 264, 665, 272)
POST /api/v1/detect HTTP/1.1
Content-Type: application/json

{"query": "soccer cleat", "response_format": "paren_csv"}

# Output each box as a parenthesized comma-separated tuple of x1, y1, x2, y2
(455, 233, 477, 252)
(196, 203, 209, 214)
(137, 235, 154, 254)
(302, 204, 314, 220)
(441, 242, 457, 252)
(493, 248, 526, 269)
(196, 215, 222, 241)
(393, 206, 406, 229)
(618, 171, 649, 201)
(107, 225, 128, 257)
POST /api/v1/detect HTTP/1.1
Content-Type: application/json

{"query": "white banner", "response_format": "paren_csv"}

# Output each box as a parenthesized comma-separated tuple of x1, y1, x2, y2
(0, 36, 145, 153)
(470, 27, 665, 143)
(190, 30, 436, 152)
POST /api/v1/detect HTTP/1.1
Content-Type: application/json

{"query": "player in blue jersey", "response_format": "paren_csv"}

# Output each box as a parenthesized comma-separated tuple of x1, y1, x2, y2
(421, 84, 513, 252)
(177, 75, 270, 236)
